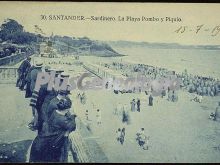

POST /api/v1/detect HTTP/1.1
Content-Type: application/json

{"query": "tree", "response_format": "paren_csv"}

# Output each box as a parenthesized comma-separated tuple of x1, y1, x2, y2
(1, 19, 24, 37)
(0, 19, 38, 44)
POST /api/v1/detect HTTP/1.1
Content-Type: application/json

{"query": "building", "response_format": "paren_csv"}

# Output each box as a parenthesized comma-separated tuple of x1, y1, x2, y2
(39, 40, 59, 58)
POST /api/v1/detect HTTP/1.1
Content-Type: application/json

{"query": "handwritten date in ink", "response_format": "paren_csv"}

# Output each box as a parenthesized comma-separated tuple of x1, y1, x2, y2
(174, 24, 220, 37)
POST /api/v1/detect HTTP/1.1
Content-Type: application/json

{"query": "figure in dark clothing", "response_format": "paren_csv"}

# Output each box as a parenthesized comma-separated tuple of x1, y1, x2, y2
(30, 62, 43, 94)
(85, 110, 89, 121)
(25, 65, 35, 98)
(136, 128, 149, 150)
(80, 92, 86, 104)
(149, 94, 153, 106)
(144, 91, 148, 95)
(38, 70, 65, 125)
(114, 90, 119, 94)
(77, 93, 81, 99)
(119, 128, 126, 145)
(172, 90, 178, 102)
(105, 81, 109, 89)
(40, 89, 58, 122)
(29, 98, 76, 162)
(116, 128, 121, 143)
(130, 99, 136, 112)
(137, 99, 140, 112)
(122, 109, 130, 125)
(116, 128, 126, 145)
(16, 57, 31, 90)
(168, 87, 170, 93)
(161, 87, 166, 98)
(29, 83, 49, 134)
(45, 90, 71, 123)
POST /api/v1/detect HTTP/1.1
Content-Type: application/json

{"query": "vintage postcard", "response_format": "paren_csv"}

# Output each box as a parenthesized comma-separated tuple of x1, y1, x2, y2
(0, 1, 220, 163)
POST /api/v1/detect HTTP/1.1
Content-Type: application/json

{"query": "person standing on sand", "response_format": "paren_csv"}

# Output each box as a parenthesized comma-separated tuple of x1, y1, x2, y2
(77, 93, 81, 100)
(116, 128, 121, 143)
(198, 95, 203, 103)
(161, 86, 166, 98)
(80, 92, 86, 104)
(120, 128, 126, 145)
(105, 81, 109, 89)
(196, 85, 202, 96)
(202, 86, 207, 96)
(136, 128, 149, 150)
(149, 94, 153, 106)
(137, 99, 140, 112)
(85, 110, 89, 121)
(122, 105, 130, 125)
(131, 99, 136, 112)
(167, 87, 172, 101)
(207, 85, 211, 96)
(172, 90, 178, 102)
(215, 102, 220, 121)
(96, 109, 101, 125)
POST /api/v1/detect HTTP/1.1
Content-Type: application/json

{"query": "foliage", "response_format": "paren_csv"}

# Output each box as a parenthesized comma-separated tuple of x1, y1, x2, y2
(0, 19, 38, 44)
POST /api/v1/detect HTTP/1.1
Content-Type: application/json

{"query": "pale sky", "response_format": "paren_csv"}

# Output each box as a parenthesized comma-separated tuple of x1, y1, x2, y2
(0, 2, 220, 45)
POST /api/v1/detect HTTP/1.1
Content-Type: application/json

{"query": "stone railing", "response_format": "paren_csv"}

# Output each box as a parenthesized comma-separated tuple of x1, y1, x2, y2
(0, 67, 18, 84)
(0, 52, 28, 66)
(69, 131, 92, 162)
(68, 118, 108, 163)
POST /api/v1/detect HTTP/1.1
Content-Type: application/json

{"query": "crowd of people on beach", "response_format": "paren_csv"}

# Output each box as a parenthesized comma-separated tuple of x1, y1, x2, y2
(15, 57, 220, 160)
(48, 61, 74, 65)
(180, 71, 219, 97)
(102, 61, 220, 149)
(89, 60, 220, 150)
(103, 61, 220, 99)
